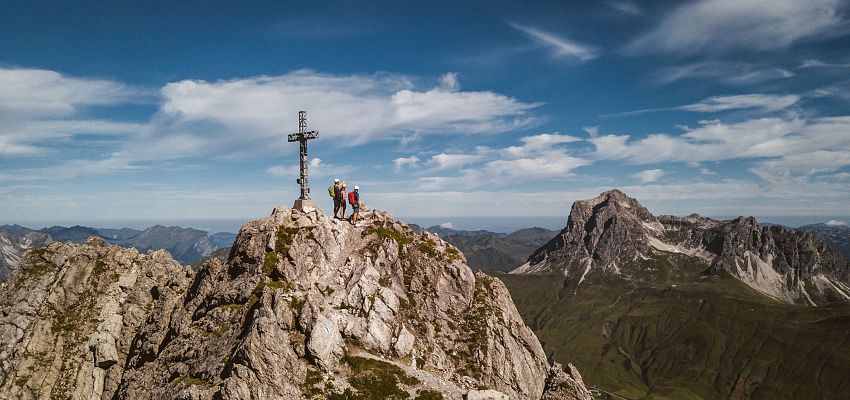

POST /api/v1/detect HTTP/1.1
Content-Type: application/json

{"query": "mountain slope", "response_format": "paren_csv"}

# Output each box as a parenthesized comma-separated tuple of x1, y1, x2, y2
(0, 206, 590, 399)
(117, 225, 216, 264)
(441, 228, 558, 272)
(514, 189, 850, 306)
(497, 190, 850, 399)
(797, 224, 850, 260)
(0, 229, 52, 282)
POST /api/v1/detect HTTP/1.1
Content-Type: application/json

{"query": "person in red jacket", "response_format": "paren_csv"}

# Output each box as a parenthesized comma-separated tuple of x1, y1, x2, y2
(348, 185, 361, 224)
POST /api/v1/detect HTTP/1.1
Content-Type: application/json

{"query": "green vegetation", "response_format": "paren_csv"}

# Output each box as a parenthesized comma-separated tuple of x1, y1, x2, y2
(375, 227, 413, 245)
(263, 251, 279, 275)
(414, 389, 444, 400)
(276, 225, 302, 254)
(417, 241, 438, 258)
(493, 256, 850, 400)
(173, 375, 210, 386)
(335, 355, 420, 399)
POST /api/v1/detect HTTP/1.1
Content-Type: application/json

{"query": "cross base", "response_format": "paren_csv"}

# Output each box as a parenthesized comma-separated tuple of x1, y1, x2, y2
(292, 198, 319, 212)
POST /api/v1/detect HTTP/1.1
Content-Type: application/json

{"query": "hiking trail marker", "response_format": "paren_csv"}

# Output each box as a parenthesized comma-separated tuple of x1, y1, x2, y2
(288, 110, 319, 211)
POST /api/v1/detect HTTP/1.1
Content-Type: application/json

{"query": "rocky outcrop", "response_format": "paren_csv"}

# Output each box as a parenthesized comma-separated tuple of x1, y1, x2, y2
(0, 206, 590, 400)
(0, 230, 52, 282)
(0, 237, 192, 400)
(513, 189, 850, 306)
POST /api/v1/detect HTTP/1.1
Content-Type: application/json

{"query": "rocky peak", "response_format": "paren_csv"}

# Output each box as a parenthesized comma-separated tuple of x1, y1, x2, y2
(0, 206, 590, 399)
(513, 189, 850, 306)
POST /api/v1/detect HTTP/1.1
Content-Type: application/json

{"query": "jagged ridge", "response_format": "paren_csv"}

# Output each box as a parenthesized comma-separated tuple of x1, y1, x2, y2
(0, 207, 590, 400)
(513, 189, 850, 306)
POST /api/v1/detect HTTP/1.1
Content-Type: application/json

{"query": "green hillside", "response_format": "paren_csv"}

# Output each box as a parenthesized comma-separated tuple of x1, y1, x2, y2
(492, 254, 850, 400)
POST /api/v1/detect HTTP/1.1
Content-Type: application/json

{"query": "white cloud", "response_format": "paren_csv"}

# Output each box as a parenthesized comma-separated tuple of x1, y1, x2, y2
(150, 70, 542, 158)
(427, 153, 483, 170)
(798, 59, 850, 69)
(700, 168, 717, 176)
(393, 156, 420, 171)
(509, 23, 598, 61)
(628, 0, 848, 55)
(678, 94, 800, 113)
(750, 151, 850, 182)
(266, 157, 350, 179)
(439, 222, 454, 229)
(0, 67, 149, 157)
(609, 93, 800, 117)
(655, 62, 794, 85)
(414, 132, 589, 190)
(590, 116, 850, 165)
(605, 0, 642, 16)
(583, 126, 599, 138)
(503, 132, 582, 157)
(632, 169, 665, 183)
(826, 220, 848, 226)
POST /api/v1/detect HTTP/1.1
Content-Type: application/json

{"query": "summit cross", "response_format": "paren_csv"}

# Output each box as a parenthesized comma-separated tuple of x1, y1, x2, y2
(288, 110, 319, 209)
(288, 111, 319, 200)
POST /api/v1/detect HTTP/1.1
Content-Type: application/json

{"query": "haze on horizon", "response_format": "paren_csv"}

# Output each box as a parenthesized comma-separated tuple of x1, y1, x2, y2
(1, 0, 849, 226)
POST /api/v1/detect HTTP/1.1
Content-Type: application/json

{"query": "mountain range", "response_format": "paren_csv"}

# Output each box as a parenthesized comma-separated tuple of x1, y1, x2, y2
(407, 224, 559, 272)
(0, 206, 590, 399)
(0, 224, 237, 280)
(496, 190, 850, 399)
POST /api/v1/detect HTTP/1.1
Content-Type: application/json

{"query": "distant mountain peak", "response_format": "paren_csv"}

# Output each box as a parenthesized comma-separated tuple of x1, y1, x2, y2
(513, 189, 850, 306)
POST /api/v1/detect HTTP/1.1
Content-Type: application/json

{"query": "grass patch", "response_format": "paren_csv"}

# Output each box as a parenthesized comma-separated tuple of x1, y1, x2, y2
(339, 355, 420, 399)
(376, 227, 413, 245)
(414, 390, 444, 400)
(263, 251, 279, 275)
(417, 241, 439, 258)
(174, 376, 210, 386)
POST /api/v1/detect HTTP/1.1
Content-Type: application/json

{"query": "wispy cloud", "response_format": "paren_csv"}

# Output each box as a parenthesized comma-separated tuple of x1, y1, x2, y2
(604, 0, 642, 16)
(632, 169, 664, 183)
(826, 220, 848, 226)
(799, 59, 850, 69)
(655, 62, 794, 85)
(509, 23, 598, 62)
(590, 116, 850, 166)
(0, 67, 151, 156)
(410, 132, 590, 190)
(607, 93, 800, 117)
(627, 0, 849, 55)
(150, 70, 542, 159)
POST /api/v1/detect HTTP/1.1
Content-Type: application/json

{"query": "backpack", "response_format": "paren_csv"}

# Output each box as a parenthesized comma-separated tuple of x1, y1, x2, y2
(348, 191, 357, 206)
(328, 185, 336, 198)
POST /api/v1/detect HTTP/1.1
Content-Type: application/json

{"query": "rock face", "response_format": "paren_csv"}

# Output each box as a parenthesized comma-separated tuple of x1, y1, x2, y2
(513, 189, 850, 306)
(0, 207, 590, 400)
(0, 229, 52, 282)
(0, 237, 192, 400)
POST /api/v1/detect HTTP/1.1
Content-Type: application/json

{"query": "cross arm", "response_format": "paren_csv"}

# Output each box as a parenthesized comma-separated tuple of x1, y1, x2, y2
(287, 130, 319, 142)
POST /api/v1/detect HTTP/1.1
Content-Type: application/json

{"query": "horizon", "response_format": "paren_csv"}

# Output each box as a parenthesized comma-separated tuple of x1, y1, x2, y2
(2, 1, 850, 223)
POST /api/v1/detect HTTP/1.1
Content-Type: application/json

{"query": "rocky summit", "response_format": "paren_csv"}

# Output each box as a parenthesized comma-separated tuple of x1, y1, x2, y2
(514, 189, 850, 306)
(0, 206, 590, 400)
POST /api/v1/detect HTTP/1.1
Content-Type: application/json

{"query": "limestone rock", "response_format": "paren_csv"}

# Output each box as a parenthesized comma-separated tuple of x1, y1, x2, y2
(0, 207, 591, 400)
(514, 189, 850, 306)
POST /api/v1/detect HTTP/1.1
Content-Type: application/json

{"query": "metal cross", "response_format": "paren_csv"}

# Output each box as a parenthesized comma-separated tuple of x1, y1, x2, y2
(287, 111, 319, 200)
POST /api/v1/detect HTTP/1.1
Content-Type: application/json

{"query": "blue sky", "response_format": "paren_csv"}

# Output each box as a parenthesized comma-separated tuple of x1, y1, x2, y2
(2, 0, 850, 228)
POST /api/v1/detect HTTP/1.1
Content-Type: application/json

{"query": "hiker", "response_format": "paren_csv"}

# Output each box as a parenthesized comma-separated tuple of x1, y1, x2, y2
(338, 183, 348, 220)
(348, 185, 361, 224)
(328, 178, 341, 218)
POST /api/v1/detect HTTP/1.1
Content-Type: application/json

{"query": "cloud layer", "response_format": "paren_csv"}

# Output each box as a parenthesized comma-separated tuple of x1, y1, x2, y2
(629, 0, 848, 55)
